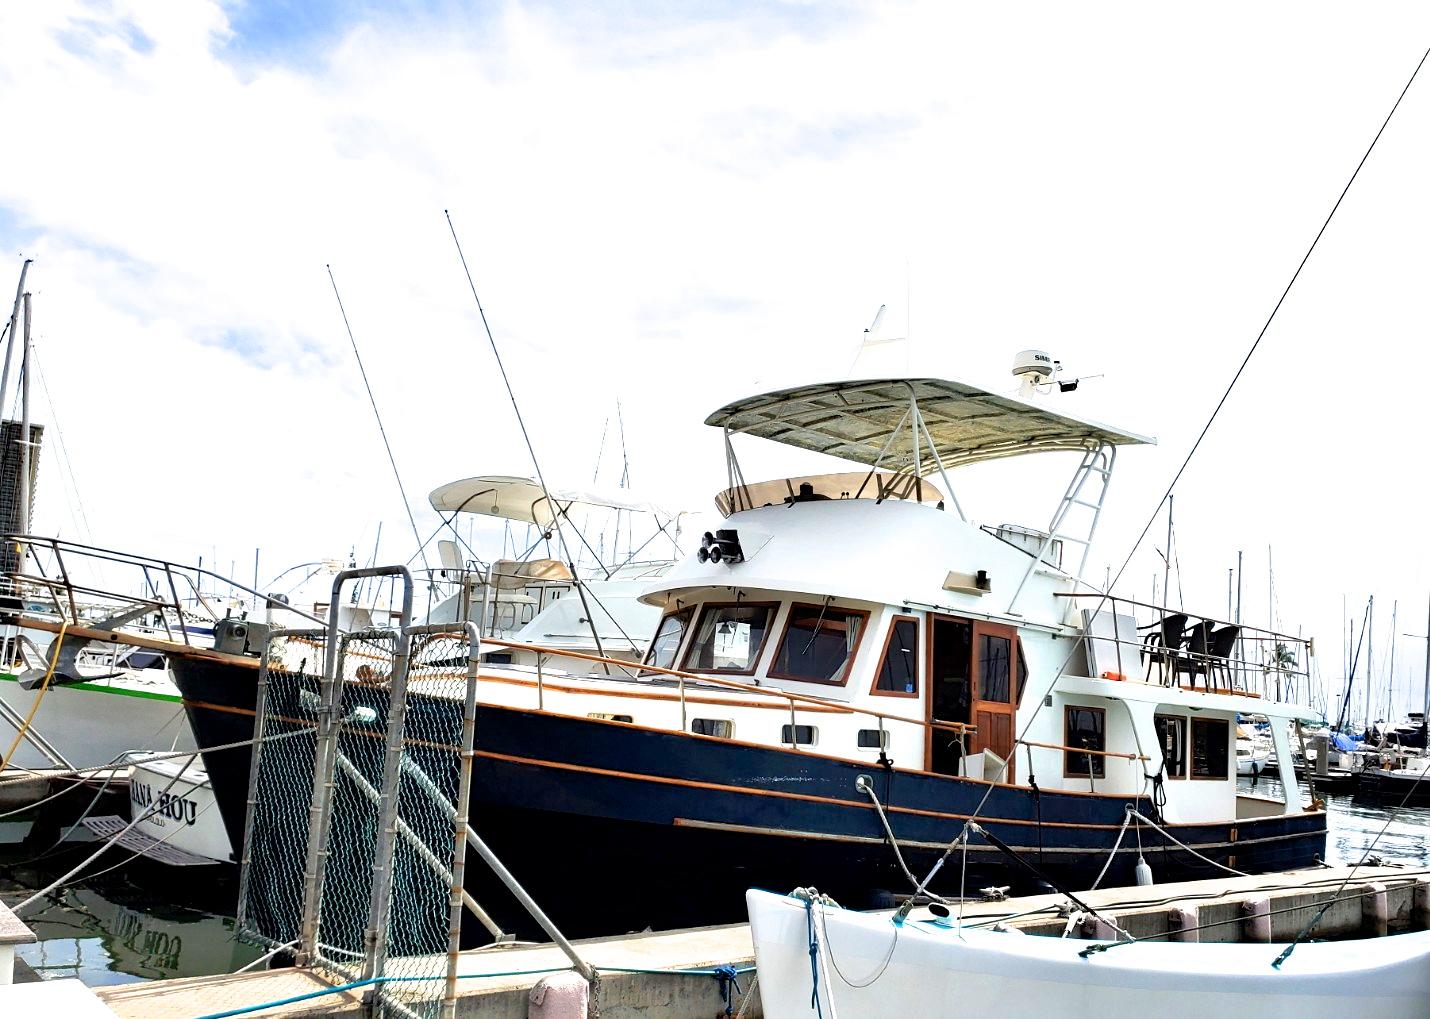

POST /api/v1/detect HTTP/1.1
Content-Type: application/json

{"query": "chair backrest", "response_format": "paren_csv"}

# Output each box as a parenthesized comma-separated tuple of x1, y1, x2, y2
(1210, 624, 1240, 658)
(1160, 613, 1189, 648)
(1186, 620, 1214, 656)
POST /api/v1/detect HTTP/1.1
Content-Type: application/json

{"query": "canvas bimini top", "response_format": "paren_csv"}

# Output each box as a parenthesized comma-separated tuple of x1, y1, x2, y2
(428, 475, 680, 528)
(705, 377, 1153, 472)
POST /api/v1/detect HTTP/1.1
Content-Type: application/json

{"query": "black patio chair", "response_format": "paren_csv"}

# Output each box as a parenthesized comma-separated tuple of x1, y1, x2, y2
(1141, 612, 1189, 685)
(1174, 620, 1216, 689)
(1207, 624, 1240, 691)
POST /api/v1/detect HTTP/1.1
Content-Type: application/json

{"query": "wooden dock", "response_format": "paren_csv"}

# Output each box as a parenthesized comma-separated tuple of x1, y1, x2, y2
(85, 864, 1430, 1017)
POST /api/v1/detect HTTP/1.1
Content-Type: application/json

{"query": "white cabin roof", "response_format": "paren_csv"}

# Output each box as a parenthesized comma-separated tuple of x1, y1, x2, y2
(429, 475, 680, 527)
(705, 378, 1153, 471)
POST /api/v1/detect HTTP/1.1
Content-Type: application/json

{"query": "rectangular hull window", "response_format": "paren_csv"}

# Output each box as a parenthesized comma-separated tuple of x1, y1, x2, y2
(691, 718, 734, 738)
(682, 604, 775, 674)
(857, 729, 888, 749)
(1064, 705, 1106, 777)
(1192, 718, 1230, 779)
(781, 724, 816, 746)
(771, 603, 868, 684)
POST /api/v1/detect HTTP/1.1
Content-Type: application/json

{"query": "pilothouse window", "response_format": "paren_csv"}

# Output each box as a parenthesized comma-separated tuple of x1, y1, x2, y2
(874, 617, 919, 696)
(770, 603, 868, 685)
(644, 608, 693, 671)
(681, 603, 775, 675)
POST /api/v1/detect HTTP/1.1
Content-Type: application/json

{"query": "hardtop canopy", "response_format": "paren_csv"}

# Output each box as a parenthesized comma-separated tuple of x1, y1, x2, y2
(705, 378, 1152, 472)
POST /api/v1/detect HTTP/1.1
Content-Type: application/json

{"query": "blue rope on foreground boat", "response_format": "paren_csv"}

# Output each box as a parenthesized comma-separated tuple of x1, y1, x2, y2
(805, 896, 824, 1019)
(189, 962, 757, 1019)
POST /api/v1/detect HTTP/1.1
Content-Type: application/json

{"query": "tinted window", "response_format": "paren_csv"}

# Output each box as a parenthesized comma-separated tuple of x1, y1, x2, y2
(979, 635, 1011, 703)
(781, 724, 817, 746)
(644, 608, 693, 670)
(1192, 718, 1230, 778)
(875, 618, 919, 694)
(1065, 706, 1105, 777)
(1016, 644, 1028, 703)
(771, 604, 865, 684)
(857, 729, 887, 749)
(1155, 714, 1187, 778)
(682, 604, 774, 673)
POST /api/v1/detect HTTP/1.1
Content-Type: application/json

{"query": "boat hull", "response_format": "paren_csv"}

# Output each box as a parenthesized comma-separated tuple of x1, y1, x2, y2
(747, 889, 1430, 1019)
(0, 673, 194, 770)
(1356, 769, 1430, 808)
(172, 655, 1328, 940)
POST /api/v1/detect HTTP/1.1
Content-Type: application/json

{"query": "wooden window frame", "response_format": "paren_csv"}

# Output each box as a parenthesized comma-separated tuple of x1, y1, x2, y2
(767, 601, 871, 687)
(1190, 716, 1232, 781)
(869, 614, 921, 698)
(679, 601, 781, 677)
(642, 606, 694, 670)
(1062, 704, 1107, 779)
(1154, 713, 1188, 780)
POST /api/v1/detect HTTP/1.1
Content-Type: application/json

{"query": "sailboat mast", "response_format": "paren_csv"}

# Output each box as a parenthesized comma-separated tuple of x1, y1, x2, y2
(1423, 595, 1430, 744)
(17, 292, 32, 537)
(1386, 600, 1397, 721)
(1365, 596, 1375, 730)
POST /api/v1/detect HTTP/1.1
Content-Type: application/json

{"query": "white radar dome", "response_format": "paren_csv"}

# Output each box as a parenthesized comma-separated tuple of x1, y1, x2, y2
(1011, 349, 1056, 382)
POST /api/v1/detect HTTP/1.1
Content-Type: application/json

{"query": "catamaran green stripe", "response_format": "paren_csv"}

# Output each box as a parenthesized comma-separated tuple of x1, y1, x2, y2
(0, 672, 182, 703)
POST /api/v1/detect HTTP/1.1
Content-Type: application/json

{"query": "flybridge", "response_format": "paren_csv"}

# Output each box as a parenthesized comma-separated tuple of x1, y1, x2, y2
(707, 377, 1154, 597)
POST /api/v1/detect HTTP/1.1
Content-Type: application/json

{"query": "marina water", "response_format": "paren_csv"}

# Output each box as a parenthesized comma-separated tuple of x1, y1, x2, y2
(0, 777, 1423, 987)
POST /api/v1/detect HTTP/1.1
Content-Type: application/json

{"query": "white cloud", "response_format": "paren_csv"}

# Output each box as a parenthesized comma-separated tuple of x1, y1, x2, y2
(2, 0, 1430, 714)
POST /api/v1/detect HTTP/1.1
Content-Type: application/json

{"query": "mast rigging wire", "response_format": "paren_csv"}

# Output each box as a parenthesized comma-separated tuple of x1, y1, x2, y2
(915, 43, 1430, 897)
(326, 265, 431, 579)
(445, 210, 614, 668)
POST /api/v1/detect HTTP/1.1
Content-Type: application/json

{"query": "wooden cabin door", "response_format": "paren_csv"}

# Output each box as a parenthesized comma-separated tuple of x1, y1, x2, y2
(969, 622, 1017, 781)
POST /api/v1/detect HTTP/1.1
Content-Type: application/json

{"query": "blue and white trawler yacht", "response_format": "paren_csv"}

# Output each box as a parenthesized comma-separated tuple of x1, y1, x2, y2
(168, 375, 1327, 938)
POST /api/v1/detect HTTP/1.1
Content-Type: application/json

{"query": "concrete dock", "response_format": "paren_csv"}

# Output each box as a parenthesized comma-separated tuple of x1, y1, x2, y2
(76, 863, 1430, 1017)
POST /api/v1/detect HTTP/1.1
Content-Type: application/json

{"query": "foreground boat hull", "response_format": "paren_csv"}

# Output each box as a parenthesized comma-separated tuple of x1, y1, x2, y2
(173, 656, 1328, 940)
(747, 889, 1430, 1019)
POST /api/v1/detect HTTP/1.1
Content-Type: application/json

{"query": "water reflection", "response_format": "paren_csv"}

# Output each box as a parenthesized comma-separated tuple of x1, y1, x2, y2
(0, 853, 259, 985)
(1238, 773, 1430, 867)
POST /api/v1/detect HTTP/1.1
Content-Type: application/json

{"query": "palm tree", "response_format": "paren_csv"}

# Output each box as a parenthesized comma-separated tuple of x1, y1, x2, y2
(1263, 643, 1298, 700)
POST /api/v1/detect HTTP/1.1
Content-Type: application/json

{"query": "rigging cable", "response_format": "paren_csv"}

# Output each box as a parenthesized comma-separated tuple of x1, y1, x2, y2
(912, 42, 1430, 898)
(326, 265, 431, 577)
(445, 210, 614, 669)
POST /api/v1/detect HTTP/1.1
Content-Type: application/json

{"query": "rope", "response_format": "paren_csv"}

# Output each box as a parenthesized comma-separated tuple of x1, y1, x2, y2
(1127, 808, 1248, 877)
(1273, 755, 1430, 968)
(910, 41, 1430, 893)
(819, 899, 898, 988)
(0, 619, 67, 771)
(190, 963, 758, 1019)
(1087, 808, 1135, 892)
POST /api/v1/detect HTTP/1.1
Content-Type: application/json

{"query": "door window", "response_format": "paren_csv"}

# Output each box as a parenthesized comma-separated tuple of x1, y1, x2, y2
(1155, 714, 1187, 778)
(978, 634, 1012, 702)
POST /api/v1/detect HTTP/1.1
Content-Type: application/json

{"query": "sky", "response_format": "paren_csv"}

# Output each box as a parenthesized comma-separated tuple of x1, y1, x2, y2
(1, 1, 1429, 719)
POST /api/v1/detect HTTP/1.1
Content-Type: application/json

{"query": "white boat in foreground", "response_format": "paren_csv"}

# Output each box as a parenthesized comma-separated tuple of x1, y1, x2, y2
(746, 889, 1430, 1019)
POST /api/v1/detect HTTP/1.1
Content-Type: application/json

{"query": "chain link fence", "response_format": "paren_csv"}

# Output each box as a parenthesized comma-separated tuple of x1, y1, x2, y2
(236, 606, 476, 1019)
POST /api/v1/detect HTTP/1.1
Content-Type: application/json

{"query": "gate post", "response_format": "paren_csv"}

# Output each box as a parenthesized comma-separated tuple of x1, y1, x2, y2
(359, 569, 417, 987)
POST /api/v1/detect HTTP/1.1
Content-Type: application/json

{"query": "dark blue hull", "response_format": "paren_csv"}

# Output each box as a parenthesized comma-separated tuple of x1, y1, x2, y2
(172, 656, 1328, 940)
